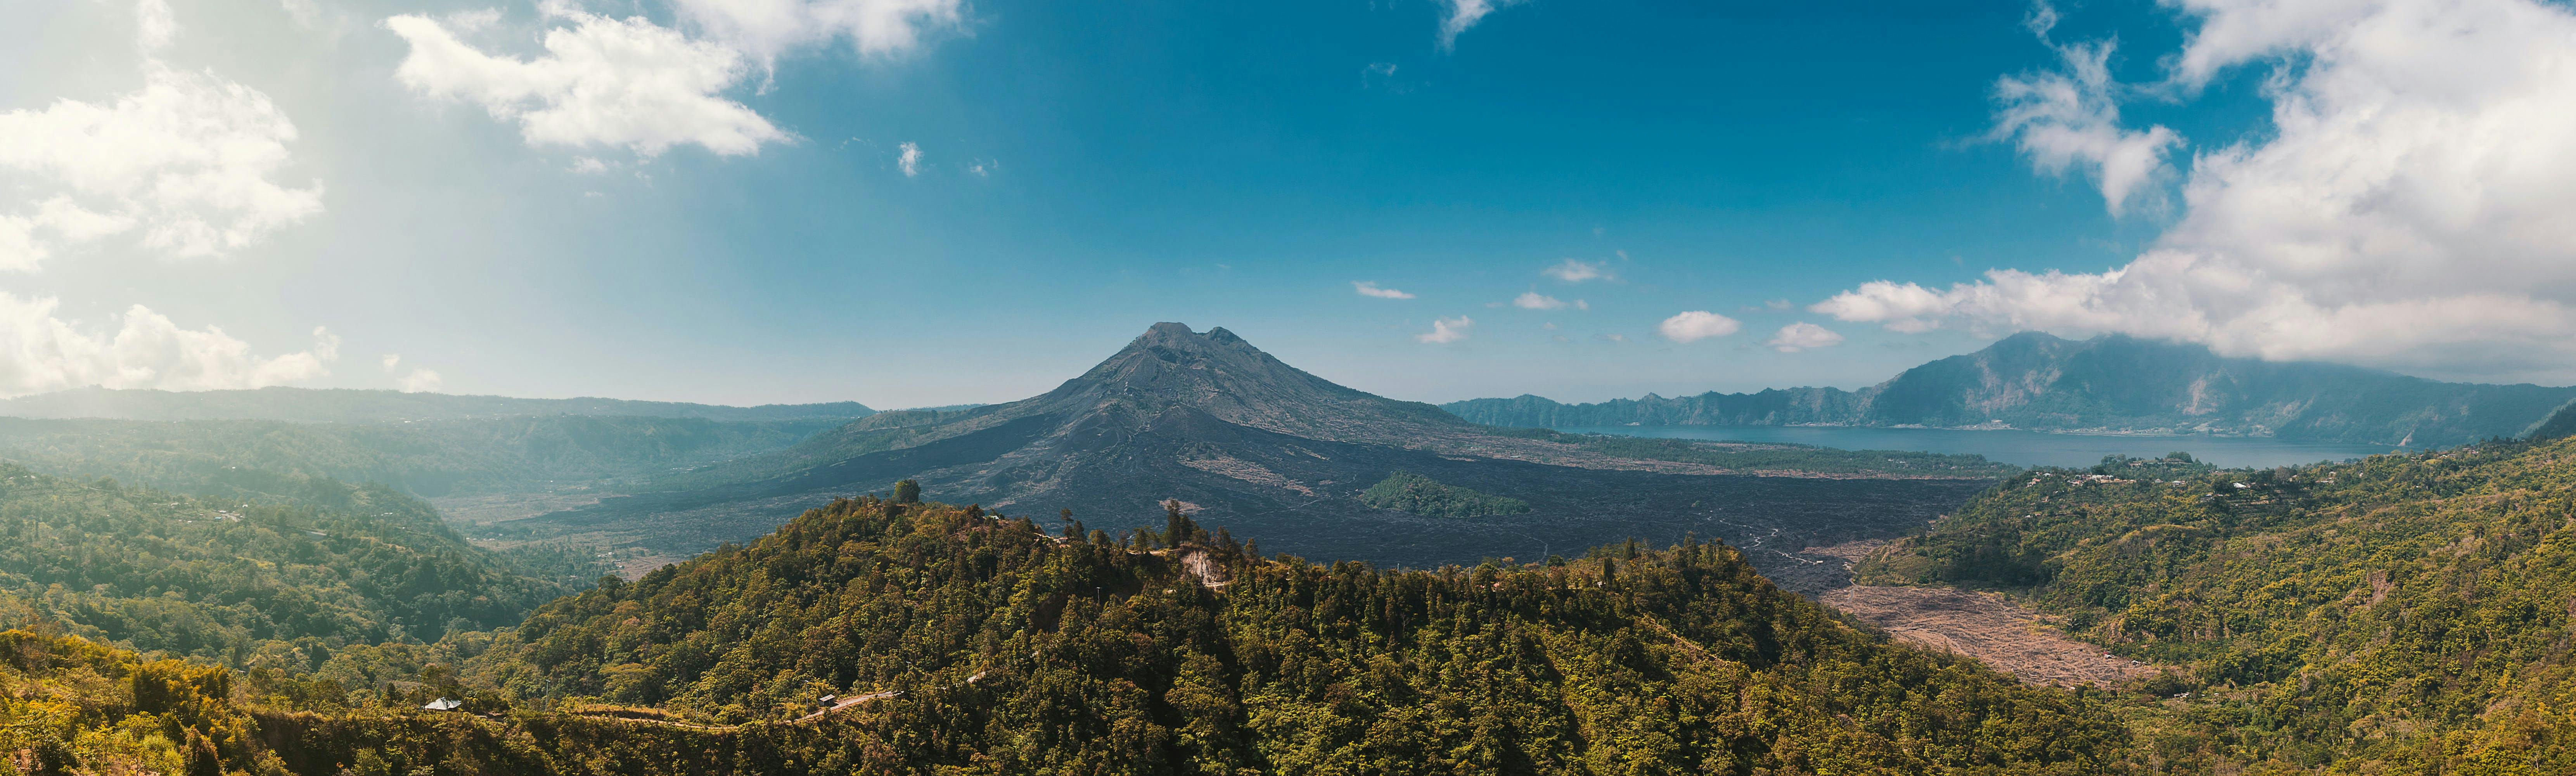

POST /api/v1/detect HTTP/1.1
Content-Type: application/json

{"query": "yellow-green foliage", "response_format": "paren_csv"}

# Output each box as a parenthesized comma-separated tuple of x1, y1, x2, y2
(7, 494, 2148, 775)
(0, 463, 572, 663)
(0, 629, 270, 776)
(1857, 438, 2576, 774)
(457, 497, 2133, 774)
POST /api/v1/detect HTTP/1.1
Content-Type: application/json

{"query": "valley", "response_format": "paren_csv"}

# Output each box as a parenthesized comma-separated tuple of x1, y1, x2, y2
(5, 327, 2572, 774)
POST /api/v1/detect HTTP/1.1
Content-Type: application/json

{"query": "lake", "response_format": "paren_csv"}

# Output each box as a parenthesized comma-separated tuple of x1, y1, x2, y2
(1553, 425, 2413, 469)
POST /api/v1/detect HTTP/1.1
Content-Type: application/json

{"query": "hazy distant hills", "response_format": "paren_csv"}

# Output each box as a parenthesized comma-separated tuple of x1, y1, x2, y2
(0, 385, 875, 424)
(1445, 332, 2576, 447)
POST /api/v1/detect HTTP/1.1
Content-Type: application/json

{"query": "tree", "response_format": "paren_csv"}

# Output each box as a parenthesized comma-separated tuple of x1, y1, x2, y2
(1163, 499, 1198, 547)
(892, 479, 921, 504)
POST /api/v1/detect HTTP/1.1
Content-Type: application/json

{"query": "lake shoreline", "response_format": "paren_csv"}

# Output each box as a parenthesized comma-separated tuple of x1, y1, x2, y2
(1553, 424, 2415, 470)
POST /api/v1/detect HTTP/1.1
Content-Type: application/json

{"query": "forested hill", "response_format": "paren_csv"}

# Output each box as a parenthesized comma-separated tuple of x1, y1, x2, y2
(0, 385, 874, 424)
(0, 462, 582, 664)
(1445, 332, 2576, 447)
(448, 495, 2135, 773)
(1854, 435, 2576, 772)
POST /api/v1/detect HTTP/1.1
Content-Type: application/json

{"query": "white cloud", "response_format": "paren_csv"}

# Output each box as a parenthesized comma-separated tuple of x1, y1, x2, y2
(1822, 0, 2576, 381)
(1543, 258, 1611, 283)
(1657, 310, 1740, 343)
(0, 64, 324, 267)
(1353, 281, 1415, 300)
(1765, 322, 1846, 352)
(279, 0, 327, 31)
(397, 367, 444, 393)
(1512, 291, 1565, 310)
(968, 159, 992, 177)
(136, 0, 177, 50)
(380, 353, 401, 371)
(1417, 315, 1473, 344)
(670, 0, 963, 71)
(0, 292, 339, 398)
(384, 10, 787, 157)
(1437, 0, 1524, 50)
(897, 141, 921, 176)
(567, 156, 612, 174)
(1990, 36, 2180, 215)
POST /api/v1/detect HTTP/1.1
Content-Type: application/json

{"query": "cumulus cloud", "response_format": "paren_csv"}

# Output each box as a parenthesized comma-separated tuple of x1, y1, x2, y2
(1657, 311, 1740, 343)
(1417, 315, 1473, 344)
(384, 10, 787, 157)
(1820, 0, 2576, 381)
(0, 292, 339, 398)
(396, 368, 443, 393)
(0, 64, 324, 268)
(135, 0, 177, 50)
(380, 353, 401, 371)
(670, 0, 963, 71)
(1353, 281, 1414, 300)
(1990, 24, 2180, 215)
(897, 141, 921, 176)
(1543, 258, 1611, 283)
(1765, 322, 1846, 352)
(1512, 291, 1566, 310)
(1437, 0, 1524, 50)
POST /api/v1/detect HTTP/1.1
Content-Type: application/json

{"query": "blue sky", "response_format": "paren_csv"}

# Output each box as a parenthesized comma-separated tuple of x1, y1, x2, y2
(7, 0, 2576, 408)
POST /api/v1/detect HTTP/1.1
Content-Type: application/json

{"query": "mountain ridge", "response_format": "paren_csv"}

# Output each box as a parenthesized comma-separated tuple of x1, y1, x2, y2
(0, 385, 875, 424)
(517, 323, 1998, 572)
(1444, 332, 2576, 447)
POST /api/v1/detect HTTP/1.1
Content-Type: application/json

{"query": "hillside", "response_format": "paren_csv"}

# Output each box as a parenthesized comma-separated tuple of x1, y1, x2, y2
(0, 414, 843, 500)
(515, 324, 2002, 573)
(1850, 435, 2576, 772)
(1445, 332, 2576, 447)
(0, 385, 874, 424)
(0, 497, 2150, 774)
(450, 495, 2133, 773)
(0, 462, 583, 663)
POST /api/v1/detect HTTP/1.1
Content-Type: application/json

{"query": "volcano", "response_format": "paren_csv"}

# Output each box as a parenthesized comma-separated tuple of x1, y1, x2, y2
(526, 324, 1991, 576)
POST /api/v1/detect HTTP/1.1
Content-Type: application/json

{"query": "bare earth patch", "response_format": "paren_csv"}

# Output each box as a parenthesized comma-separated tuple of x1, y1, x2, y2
(1821, 585, 2155, 688)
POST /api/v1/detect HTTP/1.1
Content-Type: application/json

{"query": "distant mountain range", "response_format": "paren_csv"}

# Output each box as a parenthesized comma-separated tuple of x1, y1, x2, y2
(0, 386, 875, 423)
(1443, 332, 2576, 447)
(526, 323, 1993, 572)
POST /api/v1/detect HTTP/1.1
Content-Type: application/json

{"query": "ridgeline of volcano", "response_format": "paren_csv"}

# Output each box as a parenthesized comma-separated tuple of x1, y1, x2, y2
(509, 324, 2005, 574)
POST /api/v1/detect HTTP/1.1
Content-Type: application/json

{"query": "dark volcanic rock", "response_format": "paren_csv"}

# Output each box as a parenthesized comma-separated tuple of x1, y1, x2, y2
(534, 324, 1994, 574)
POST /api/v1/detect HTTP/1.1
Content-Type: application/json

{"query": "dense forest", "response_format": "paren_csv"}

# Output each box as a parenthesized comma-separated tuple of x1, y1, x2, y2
(1356, 470, 1531, 517)
(0, 493, 2150, 774)
(27, 415, 2576, 773)
(1856, 436, 2576, 773)
(438, 496, 2132, 774)
(0, 462, 582, 666)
